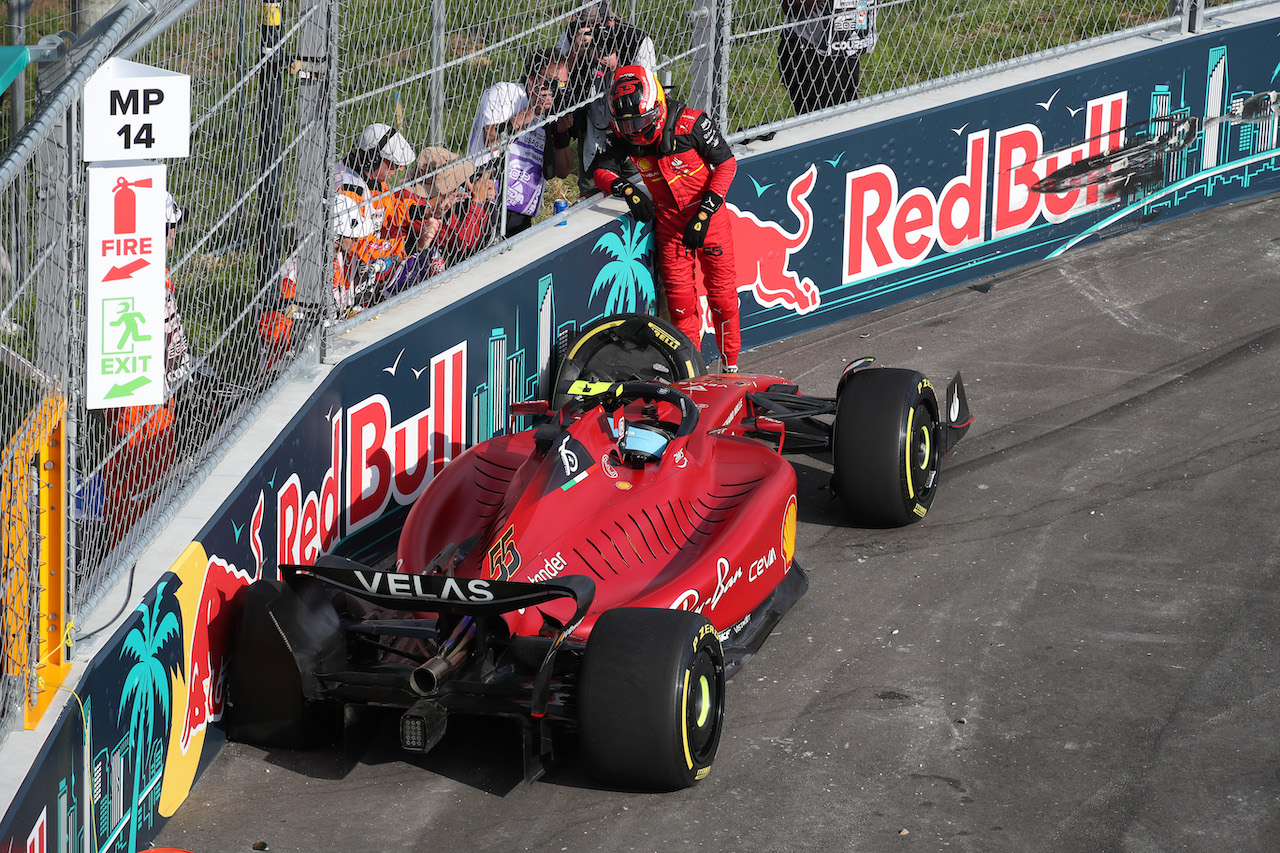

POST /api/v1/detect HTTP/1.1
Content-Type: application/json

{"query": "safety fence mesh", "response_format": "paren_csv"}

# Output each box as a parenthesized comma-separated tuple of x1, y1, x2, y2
(0, 0, 1219, 740)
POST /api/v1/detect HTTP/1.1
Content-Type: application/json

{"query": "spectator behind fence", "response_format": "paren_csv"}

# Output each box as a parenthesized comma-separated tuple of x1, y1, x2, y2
(258, 192, 382, 373)
(403, 146, 495, 270)
(778, 0, 877, 114)
(591, 66, 742, 372)
(559, 0, 656, 196)
(334, 123, 450, 303)
(103, 192, 192, 547)
(336, 122, 418, 236)
(467, 48, 574, 237)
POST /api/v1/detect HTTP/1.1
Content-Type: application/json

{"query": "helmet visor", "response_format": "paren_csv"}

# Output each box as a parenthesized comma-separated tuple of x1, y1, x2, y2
(612, 107, 659, 138)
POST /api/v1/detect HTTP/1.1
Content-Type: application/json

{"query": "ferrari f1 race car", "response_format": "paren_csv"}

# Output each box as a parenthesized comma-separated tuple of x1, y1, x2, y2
(228, 314, 972, 790)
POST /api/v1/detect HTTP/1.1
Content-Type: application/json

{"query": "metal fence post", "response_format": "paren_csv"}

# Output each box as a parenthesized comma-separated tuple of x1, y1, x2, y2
(716, 0, 731, 132)
(7, 0, 29, 141)
(34, 126, 70, 386)
(429, 0, 444, 147)
(1168, 0, 1199, 34)
(688, 0, 716, 114)
(257, 1, 285, 320)
(62, 96, 82, 642)
(297, 0, 332, 361)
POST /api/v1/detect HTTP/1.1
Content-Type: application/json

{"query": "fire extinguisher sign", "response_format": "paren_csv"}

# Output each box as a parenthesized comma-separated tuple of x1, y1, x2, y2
(86, 162, 167, 409)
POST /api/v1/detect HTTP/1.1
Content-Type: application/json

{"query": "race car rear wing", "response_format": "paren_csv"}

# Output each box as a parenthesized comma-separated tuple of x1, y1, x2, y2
(284, 555, 596, 625)
(285, 556, 596, 728)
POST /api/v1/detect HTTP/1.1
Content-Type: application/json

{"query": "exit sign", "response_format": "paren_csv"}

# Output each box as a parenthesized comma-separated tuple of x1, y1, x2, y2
(82, 57, 190, 162)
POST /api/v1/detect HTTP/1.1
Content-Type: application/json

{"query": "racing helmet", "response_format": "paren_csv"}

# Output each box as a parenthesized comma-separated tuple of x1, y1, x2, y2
(608, 65, 666, 146)
(332, 192, 376, 239)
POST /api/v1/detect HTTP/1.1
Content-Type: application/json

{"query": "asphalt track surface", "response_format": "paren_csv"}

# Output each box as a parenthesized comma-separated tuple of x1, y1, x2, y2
(154, 194, 1280, 853)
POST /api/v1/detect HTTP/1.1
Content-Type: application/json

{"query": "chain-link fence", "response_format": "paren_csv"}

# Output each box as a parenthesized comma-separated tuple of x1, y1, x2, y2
(0, 0, 1212, 742)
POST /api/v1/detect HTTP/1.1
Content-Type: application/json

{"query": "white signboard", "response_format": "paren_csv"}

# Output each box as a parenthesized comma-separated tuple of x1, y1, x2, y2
(86, 162, 167, 409)
(82, 58, 191, 162)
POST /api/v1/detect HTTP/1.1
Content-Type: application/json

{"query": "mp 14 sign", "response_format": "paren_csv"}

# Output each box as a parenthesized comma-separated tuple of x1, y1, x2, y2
(82, 57, 190, 162)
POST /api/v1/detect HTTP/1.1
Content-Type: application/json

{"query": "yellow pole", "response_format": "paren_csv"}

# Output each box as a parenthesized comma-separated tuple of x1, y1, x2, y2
(28, 409, 70, 727)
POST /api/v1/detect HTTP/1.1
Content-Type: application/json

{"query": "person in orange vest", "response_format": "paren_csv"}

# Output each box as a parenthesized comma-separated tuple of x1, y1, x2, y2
(258, 192, 383, 372)
(103, 192, 190, 547)
(335, 123, 446, 302)
(336, 123, 418, 245)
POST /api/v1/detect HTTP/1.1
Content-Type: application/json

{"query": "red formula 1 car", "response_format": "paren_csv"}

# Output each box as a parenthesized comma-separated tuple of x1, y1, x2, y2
(228, 314, 972, 790)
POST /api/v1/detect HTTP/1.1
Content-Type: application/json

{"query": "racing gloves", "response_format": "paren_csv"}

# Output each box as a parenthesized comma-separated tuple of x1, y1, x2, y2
(611, 177, 654, 223)
(682, 191, 724, 250)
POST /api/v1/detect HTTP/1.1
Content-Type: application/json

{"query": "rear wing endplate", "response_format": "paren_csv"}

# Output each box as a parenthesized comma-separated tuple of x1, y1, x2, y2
(943, 372, 973, 454)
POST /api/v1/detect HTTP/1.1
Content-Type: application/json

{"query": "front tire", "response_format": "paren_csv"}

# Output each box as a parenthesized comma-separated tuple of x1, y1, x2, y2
(578, 608, 725, 790)
(832, 367, 941, 526)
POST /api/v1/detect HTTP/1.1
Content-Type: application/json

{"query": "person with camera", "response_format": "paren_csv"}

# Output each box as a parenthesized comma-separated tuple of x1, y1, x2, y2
(590, 65, 742, 372)
(467, 48, 575, 237)
(778, 0, 877, 114)
(558, 0, 657, 196)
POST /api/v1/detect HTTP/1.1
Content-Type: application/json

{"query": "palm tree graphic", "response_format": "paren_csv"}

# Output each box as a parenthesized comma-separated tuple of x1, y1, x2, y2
(118, 578, 182, 853)
(590, 218, 656, 314)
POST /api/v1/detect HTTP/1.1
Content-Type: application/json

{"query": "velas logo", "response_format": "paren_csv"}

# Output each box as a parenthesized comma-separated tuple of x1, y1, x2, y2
(843, 91, 1128, 284)
(695, 164, 821, 315)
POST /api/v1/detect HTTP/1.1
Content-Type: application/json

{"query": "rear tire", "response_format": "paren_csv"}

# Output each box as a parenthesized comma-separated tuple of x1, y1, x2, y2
(578, 608, 725, 790)
(226, 576, 344, 748)
(553, 314, 705, 410)
(832, 368, 941, 526)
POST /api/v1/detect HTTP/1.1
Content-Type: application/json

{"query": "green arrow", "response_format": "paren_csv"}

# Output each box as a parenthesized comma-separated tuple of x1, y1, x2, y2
(104, 376, 152, 399)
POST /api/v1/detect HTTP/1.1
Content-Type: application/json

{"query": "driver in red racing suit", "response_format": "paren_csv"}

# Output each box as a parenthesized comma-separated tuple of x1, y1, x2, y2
(591, 65, 741, 371)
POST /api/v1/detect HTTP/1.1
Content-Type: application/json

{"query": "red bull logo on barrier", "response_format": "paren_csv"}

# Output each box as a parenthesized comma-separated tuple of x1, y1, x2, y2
(345, 341, 466, 534)
(275, 341, 467, 564)
(845, 91, 1128, 283)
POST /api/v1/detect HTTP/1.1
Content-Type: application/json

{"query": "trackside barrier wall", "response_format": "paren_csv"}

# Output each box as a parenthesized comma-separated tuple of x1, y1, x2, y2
(4, 9, 1280, 849)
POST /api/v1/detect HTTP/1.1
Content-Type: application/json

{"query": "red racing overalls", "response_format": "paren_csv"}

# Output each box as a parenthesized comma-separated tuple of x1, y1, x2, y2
(593, 105, 741, 366)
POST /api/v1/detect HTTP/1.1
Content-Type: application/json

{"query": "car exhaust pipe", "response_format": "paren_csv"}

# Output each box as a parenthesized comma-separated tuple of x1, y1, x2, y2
(409, 653, 461, 695)
(409, 620, 475, 696)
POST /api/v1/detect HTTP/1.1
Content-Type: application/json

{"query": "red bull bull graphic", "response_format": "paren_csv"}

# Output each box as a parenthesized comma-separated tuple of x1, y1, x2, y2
(177, 555, 254, 753)
(724, 165, 821, 314)
(156, 545, 256, 820)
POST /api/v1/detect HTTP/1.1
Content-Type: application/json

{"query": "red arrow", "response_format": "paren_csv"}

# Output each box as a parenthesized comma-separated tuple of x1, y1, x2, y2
(102, 258, 150, 282)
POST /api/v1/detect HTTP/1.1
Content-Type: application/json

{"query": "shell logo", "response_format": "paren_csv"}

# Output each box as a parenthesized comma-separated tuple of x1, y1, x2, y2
(781, 494, 797, 568)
